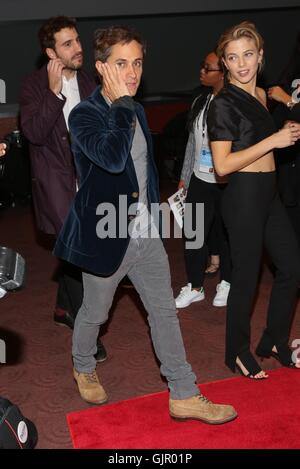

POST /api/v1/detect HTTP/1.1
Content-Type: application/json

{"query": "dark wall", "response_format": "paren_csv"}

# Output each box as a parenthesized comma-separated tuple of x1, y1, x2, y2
(1, 8, 300, 103)
(1, 0, 299, 21)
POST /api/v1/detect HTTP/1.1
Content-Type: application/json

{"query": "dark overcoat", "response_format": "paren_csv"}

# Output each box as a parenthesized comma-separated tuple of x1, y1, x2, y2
(20, 65, 96, 235)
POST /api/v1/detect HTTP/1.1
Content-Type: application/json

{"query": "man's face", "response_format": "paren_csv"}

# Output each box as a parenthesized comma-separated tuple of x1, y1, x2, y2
(47, 27, 83, 70)
(105, 40, 143, 96)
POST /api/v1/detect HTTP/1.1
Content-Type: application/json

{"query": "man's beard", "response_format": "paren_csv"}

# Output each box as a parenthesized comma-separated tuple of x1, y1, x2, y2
(63, 60, 83, 71)
(60, 53, 83, 71)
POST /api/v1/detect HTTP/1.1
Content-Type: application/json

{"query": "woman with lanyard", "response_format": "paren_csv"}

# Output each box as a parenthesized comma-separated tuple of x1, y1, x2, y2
(208, 21, 300, 379)
(175, 51, 231, 309)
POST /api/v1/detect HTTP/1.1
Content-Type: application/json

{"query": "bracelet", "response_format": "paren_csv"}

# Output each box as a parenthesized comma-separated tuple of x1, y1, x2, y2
(286, 100, 296, 110)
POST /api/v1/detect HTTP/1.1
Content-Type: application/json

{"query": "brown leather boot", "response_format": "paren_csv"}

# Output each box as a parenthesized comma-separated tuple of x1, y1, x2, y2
(169, 394, 237, 424)
(73, 368, 108, 405)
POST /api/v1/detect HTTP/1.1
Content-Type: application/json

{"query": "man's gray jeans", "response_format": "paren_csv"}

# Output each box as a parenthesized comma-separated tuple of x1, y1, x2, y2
(72, 236, 199, 400)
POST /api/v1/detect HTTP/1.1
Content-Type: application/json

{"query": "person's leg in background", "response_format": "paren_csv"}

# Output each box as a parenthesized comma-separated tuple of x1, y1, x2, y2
(256, 193, 300, 367)
(205, 220, 220, 276)
(212, 184, 231, 307)
(54, 261, 82, 327)
(285, 205, 300, 247)
(176, 175, 216, 308)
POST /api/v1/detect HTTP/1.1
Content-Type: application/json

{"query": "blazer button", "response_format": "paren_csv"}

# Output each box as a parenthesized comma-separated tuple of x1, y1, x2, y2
(132, 191, 139, 198)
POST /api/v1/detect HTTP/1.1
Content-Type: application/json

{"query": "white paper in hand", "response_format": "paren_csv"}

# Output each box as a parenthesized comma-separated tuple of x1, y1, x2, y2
(168, 188, 186, 229)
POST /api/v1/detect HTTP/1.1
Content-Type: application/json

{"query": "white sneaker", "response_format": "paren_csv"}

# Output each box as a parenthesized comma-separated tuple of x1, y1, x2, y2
(213, 280, 230, 307)
(175, 283, 205, 308)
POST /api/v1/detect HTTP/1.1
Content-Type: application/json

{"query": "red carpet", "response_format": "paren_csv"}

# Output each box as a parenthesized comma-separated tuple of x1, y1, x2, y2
(67, 368, 300, 449)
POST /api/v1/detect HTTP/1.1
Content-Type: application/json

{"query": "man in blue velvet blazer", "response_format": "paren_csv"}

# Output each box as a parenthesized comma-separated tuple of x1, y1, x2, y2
(54, 26, 237, 425)
(54, 72, 159, 276)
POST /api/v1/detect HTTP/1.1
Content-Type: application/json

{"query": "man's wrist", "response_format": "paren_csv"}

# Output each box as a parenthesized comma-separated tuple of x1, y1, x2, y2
(286, 99, 296, 110)
(111, 95, 135, 111)
(49, 87, 63, 97)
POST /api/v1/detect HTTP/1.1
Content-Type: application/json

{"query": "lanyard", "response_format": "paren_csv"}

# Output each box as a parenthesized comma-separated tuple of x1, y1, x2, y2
(202, 95, 212, 138)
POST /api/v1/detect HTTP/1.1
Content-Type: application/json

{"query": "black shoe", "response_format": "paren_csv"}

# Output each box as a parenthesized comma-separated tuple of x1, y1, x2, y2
(256, 343, 298, 368)
(95, 338, 107, 363)
(54, 309, 75, 330)
(235, 351, 267, 379)
(255, 331, 299, 368)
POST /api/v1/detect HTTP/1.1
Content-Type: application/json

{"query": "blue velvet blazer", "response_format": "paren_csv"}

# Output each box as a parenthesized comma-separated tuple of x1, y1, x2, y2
(54, 87, 160, 275)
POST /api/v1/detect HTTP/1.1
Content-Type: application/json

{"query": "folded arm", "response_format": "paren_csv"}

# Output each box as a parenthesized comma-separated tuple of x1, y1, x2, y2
(211, 126, 300, 176)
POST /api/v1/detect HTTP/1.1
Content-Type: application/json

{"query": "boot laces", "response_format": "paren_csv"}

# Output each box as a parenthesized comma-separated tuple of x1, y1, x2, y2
(198, 394, 211, 404)
(84, 371, 98, 384)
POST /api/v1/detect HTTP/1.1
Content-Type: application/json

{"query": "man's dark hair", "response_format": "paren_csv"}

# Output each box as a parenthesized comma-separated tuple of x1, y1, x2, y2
(93, 25, 146, 62)
(38, 16, 77, 52)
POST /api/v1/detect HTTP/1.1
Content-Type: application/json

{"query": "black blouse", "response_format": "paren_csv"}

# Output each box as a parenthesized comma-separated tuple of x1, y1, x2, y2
(207, 83, 276, 152)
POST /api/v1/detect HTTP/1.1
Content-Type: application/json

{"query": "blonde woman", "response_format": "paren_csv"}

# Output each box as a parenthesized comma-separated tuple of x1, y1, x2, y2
(208, 22, 300, 378)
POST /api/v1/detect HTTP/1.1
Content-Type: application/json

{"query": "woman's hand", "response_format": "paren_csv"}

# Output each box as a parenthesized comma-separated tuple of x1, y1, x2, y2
(273, 125, 300, 149)
(178, 179, 185, 191)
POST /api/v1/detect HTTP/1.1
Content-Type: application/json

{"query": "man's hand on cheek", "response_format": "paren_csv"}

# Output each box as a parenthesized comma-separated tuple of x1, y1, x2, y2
(100, 62, 129, 101)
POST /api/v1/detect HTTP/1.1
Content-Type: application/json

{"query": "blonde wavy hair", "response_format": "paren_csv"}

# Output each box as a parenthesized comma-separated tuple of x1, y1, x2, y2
(216, 21, 264, 72)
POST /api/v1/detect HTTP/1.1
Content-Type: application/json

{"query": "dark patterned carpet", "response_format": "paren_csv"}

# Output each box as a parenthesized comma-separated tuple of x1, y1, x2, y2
(1, 181, 300, 448)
